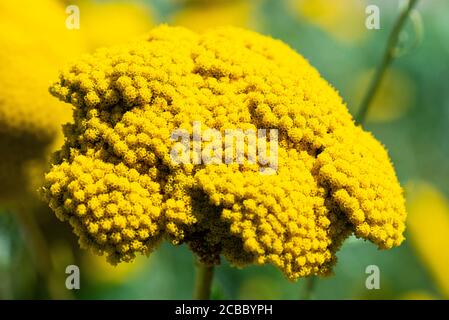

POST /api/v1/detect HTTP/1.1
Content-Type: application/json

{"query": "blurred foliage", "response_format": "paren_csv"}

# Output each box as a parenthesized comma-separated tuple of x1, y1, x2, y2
(1, 0, 448, 300)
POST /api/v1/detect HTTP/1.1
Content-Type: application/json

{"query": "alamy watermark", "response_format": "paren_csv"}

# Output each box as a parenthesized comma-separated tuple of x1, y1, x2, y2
(65, 5, 80, 30)
(65, 265, 80, 290)
(170, 121, 278, 175)
(365, 264, 380, 289)
(365, 5, 381, 30)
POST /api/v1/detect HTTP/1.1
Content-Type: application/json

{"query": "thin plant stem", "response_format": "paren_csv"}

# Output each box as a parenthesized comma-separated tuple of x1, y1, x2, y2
(14, 205, 54, 297)
(14, 204, 72, 299)
(193, 261, 215, 300)
(356, 0, 419, 124)
(14, 207, 52, 273)
(302, 276, 316, 300)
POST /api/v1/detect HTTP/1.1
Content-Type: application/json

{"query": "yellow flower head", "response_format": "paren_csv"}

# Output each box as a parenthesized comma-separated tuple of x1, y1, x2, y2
(172, 0, 257, 32)
(0, 0, 84, 204)
(291, 0, 366, 43)
(42, 25, 406, 280)
(407, 182, 449, 298)
(73, 0, 154, 49)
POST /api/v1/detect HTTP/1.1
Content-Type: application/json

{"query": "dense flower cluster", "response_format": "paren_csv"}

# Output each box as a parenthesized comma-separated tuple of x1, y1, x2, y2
(42, 25, 406, 280)
(0, 0, 154, 206)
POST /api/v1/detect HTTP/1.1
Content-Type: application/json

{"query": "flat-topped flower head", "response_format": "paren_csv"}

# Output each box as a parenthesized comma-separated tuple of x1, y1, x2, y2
(42, 25, 406, 280)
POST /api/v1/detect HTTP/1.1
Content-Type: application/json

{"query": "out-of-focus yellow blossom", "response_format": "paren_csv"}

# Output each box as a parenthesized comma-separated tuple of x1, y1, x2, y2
(290, 0, 366, 43)
(349, 69, 415, 122)
(172, 0, 257, 32)
(400, 291, 436, 300)
(0, 0, 85, 204)
(42, 25, 406, 280)
(83, 252, 146, 284)
(238, 275, 281, 299)
(72, 0, 153, 49)
(407, 182, 449, 298)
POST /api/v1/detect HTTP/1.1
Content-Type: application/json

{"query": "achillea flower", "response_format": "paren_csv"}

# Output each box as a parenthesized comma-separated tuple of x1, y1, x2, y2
(73, 0, 154, 49)
(172, 0, 257, 32)
(42, 25, 406, 280)
(407, 182, 449, 298)
(400, 291, 436, 300)
(290, 0, 367, 43)
(83, 252, 147, 284)
(0, 0, 84, 204)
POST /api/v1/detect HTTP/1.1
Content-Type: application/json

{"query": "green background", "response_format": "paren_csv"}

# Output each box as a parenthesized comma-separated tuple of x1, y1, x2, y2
(0, 0, 448, 299)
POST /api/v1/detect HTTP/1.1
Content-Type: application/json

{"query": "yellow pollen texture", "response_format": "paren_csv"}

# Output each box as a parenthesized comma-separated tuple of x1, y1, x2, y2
(42, 25, 406, 280)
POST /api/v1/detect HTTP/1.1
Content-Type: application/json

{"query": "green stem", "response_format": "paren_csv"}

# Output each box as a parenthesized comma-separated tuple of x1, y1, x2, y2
(14, 206, 53, 274)
(193, 262, 214, 300)
(14, 205, 72, 299)
(356, 0, 419, 124)
(302, 276, 316, 300)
